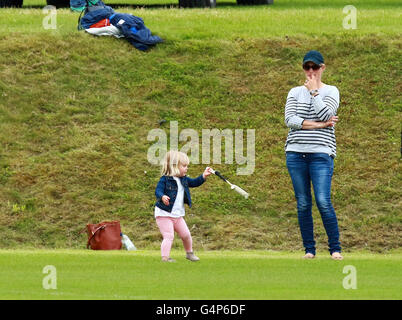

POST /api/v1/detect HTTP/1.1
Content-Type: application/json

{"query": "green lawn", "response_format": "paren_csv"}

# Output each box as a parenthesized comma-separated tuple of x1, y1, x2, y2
(0, 249, 401, 299)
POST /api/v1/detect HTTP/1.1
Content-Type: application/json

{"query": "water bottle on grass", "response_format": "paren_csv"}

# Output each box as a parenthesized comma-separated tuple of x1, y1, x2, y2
(121, 233, 137, 251)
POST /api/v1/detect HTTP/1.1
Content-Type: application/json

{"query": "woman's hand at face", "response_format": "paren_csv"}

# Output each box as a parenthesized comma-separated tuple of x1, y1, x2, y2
(304, 73, 320, 91)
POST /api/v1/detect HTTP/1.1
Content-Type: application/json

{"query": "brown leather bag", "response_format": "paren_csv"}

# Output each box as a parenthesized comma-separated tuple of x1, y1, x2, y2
(86, 221, 122, 250)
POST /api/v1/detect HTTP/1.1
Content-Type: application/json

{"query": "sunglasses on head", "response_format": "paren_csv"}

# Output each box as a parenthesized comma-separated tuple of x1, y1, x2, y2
(303, 63, 321, 71)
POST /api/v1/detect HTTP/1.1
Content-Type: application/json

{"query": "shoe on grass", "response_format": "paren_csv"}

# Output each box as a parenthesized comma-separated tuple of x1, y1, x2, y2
(186, 252, 200, 262)
(303, 253, 315, 259)
(162, 257, 176, 263)
(331, 252, 343, 260)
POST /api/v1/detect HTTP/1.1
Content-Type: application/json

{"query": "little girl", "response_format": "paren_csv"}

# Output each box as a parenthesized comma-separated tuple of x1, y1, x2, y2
(154, 150, 212, 262)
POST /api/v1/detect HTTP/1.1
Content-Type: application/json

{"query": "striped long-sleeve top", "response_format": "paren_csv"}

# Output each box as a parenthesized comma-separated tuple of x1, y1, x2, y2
(284, 85, 340, 157)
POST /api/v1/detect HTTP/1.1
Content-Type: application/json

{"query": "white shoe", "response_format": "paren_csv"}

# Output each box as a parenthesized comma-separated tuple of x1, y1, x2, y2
(331, 252, 343, 260)
(186, 252, 200, 262)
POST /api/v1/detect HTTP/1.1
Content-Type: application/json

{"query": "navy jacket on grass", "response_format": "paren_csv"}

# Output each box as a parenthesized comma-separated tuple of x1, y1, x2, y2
(73, 0, 162, 51)
(109, 13, 163, 51)
(155, 175, 205, 213)
(79, 5, 114, 29)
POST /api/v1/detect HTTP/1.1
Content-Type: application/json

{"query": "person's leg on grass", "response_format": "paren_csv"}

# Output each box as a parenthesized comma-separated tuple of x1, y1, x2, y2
(174, 217, 192, 252)
(174, 217, 199, 261)
(310, 153, 342, 260)
(286, 152, 316, 257)
(156, 217, 176, 262)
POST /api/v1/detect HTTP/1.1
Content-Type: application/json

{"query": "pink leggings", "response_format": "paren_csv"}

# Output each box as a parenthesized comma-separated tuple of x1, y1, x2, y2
(156, 216, 192, 257)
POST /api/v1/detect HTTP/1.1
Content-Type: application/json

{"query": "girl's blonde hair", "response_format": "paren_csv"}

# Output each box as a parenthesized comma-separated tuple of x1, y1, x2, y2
(161, 150, 189, 176)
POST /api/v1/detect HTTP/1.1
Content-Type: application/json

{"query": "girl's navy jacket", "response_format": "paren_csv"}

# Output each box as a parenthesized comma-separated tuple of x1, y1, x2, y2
(155, 175, 205, 213)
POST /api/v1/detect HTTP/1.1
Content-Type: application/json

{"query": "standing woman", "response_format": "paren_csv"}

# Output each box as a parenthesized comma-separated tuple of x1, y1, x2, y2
(284, 50, 343, 260)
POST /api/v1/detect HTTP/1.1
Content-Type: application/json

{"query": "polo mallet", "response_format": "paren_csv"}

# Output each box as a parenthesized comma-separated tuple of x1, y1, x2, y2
(210, 168, 249, 199)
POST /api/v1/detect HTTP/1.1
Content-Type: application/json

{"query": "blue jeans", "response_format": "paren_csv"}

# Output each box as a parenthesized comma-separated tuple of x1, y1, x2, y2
(286, 152, 341, 255)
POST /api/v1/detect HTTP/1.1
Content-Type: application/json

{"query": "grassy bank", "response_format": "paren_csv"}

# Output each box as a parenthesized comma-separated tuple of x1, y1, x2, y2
(0, 1, 401, 251)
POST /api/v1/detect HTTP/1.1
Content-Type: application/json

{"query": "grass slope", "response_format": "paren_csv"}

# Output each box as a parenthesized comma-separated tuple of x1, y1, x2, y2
(0, 249, 401, 299)
(0, 1, 401, 251)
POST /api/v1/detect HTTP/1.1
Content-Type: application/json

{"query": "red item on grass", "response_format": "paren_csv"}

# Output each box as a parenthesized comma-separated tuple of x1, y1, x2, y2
(90, 18, 110, 28)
